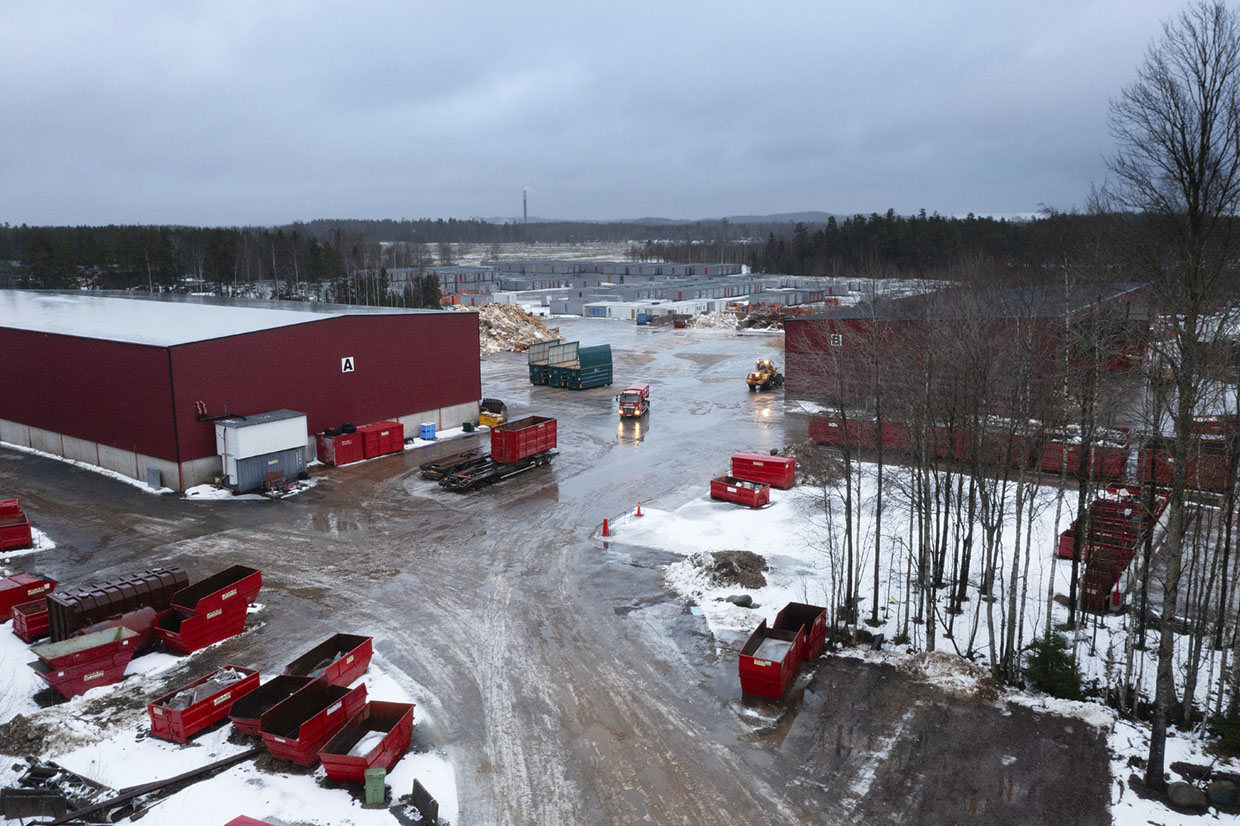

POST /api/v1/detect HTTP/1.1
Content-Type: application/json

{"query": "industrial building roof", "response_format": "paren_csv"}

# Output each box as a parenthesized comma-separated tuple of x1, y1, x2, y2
(216, 409, 307, 429)
(0, 290, 449, 347)
(798, 282, 1148, 323)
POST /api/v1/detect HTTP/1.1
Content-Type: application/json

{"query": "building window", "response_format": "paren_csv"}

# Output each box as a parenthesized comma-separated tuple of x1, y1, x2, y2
(830, 333, 843, 347)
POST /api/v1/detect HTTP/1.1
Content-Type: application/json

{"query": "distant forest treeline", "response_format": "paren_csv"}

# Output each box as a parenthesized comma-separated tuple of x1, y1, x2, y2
(0, 211, 1094, 293)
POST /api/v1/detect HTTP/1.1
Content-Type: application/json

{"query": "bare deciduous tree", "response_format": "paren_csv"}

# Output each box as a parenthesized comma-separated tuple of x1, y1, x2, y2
(1107, 0, 1240, 791)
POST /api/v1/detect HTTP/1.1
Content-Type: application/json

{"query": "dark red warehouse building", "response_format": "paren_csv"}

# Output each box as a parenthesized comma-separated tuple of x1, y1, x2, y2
(0, 291, 481, 491)
(784, 282, 1149, 417)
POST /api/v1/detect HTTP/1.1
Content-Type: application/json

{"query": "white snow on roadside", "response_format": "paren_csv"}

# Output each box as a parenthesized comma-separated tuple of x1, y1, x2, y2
(183, 478, 318, 502)
(0, 440, 173, 493)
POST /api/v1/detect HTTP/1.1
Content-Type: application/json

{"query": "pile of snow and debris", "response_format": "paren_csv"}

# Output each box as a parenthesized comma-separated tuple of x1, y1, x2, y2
(683, 550, 768, 589)
(463, 302, 560, 353)
(687, 311, 740, 330)
(897, 650, 1001, 703)
(740, 309, 786, 330)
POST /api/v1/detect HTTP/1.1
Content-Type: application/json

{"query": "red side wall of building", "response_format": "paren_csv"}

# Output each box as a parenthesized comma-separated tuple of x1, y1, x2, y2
(0, 328, 178, 459)
(0, 311, 480, 465)
(169, 313, 480, 461)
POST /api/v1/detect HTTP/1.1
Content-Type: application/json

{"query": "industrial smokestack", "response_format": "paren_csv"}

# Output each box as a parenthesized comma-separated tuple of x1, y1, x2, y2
(523, 188, 528, 224)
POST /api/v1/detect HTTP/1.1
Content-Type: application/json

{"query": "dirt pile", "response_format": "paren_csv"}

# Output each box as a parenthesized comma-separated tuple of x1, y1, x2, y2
(464, 303, 559, 354)
(686, 550, 768, 589)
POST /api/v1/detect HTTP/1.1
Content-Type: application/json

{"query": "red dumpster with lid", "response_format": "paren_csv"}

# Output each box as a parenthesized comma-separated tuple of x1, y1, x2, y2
(29, 626, 139, 698)
(731, 453, 796, 489)
(357, 421, 404, 459)
(738, 619, 804, 699)
(12, 598, 50, 642)
(0, 574, 56, 621)
(229, 675, 315, 736)
(259, 680, 369, 766)
(148, 665, 260, 743)
(318, 700, 415, 782)
(283, 633, 373, 686)
(710, 476, 770, 508)
(171, 565, 262, 618)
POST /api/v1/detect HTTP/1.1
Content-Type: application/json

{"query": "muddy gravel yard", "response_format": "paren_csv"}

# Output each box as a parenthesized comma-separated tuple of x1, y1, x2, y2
(0, 319, 1113, 826)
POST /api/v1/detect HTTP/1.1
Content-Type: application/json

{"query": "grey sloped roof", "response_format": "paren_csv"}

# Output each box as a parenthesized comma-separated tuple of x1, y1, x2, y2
(799, 282, 1148, 323)
(0, 290, 451, 347)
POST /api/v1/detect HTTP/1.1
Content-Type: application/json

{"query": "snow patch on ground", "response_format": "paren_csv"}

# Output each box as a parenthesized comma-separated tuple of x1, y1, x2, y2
(183, 478, 319, 501)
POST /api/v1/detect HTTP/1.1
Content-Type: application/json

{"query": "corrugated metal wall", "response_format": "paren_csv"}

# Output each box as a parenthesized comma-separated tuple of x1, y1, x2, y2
(170, 313, 481, 461)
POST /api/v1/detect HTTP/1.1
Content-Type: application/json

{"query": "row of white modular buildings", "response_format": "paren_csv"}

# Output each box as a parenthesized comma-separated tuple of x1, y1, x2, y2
(378, 260, 930, 318)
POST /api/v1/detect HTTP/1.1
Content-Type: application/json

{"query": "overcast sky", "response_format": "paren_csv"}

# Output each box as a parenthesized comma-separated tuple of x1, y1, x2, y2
(0, 1, 1182, 226)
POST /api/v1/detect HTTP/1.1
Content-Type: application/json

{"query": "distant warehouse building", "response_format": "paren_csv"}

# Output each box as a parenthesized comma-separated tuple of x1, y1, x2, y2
(0, 291, 480, 491)
(784, 282, 1149, 417)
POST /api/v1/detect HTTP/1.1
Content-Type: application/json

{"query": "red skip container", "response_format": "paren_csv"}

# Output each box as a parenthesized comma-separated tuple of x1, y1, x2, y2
(0, 511, 32, 552)
(0, 574, 56, 621)
(491, 416, 557, 464)
(283, 634, 373, 686)
(29, 626, 139, 699)
(318, 701, 415, 783)
(259, 681, 369, 766)
(738, 619, 804, 699)
(316, 432, 364, 467)
(730, 453, 796, 489)
(12, 598, 50, 642)
(709, 476, 770, 508)
(156, 601, 249, 654)
(773, 602, 827, 662)
(148, 665, 260, 744)
(229, 675, 315, 736)
(172, 565, 262, 619)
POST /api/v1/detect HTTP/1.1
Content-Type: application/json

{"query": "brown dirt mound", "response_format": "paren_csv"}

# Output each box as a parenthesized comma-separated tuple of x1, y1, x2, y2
(700, 550, 768, 589)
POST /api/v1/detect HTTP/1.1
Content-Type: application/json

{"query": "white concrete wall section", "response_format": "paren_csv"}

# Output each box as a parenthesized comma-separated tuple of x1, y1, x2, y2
(1, 418, 193, 491)
(0, 419, 31, 447)
(180, 456, 220, 490)
(98, 443, 139, 479)
(137, 454, 179, 490)
(28, 427, 61, 456)
(61, 435, 96, 465)
(396, 401, 479, 434)
(215, 415, 308, 459)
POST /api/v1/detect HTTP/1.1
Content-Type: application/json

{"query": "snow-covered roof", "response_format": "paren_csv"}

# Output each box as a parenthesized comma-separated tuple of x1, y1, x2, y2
(216, 409, 306, 430)
(0, 290, 448, 347)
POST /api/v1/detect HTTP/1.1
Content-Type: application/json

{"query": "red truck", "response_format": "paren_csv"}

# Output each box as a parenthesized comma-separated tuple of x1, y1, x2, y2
(617, 383, 651, 418)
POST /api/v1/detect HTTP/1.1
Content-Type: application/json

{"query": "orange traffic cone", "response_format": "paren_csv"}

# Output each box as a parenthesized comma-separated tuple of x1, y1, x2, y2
(602, 518, 610, 537)
(636, 502, 643, 517)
